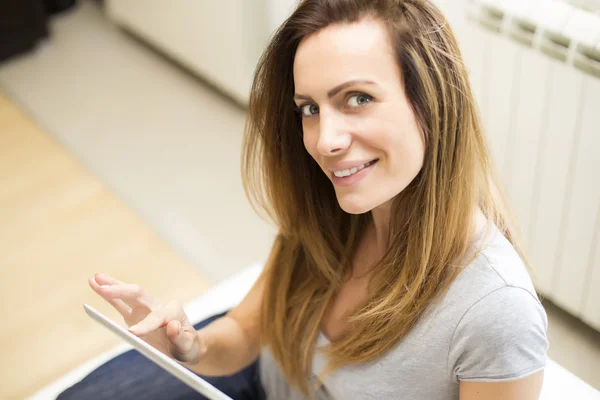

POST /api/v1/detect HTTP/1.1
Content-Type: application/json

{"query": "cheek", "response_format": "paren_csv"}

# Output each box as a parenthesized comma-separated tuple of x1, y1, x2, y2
(389, 126, 425, 177)
(374, 111, 424, 177)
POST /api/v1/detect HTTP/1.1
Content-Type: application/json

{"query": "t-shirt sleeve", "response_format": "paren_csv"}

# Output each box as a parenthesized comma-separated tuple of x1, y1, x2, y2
(447, 285, 549, 382)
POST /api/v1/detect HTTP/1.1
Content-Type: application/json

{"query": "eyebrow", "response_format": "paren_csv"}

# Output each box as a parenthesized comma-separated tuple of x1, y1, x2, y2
(293, 79, 377, 101)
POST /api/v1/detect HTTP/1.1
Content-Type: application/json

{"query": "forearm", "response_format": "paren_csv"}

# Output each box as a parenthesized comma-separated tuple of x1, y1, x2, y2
(181, 315, 259, 376)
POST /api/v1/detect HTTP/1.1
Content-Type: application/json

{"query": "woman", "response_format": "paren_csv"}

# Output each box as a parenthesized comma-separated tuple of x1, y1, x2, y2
(64, 0, 548, 399)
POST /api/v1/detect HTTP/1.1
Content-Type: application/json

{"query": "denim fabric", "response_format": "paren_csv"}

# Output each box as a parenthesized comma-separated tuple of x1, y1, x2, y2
(57, 311, 266, 400)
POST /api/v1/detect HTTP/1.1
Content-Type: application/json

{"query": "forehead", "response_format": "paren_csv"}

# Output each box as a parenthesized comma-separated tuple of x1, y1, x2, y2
(293, 18, 400, 91)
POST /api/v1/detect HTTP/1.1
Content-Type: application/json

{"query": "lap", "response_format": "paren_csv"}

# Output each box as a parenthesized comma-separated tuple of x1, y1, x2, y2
(57, 312, 265, 400)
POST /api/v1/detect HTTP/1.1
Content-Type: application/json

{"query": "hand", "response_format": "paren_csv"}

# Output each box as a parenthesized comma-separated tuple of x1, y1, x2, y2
(88, 273, 205, 364)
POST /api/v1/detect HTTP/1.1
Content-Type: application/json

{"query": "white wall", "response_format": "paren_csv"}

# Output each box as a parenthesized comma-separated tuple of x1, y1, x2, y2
(267, 0, 299, 33)
(105, 0, 269, 105)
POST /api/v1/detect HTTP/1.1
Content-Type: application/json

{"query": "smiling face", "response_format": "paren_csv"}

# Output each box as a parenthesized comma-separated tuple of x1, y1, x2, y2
(293, 18, 425, 215)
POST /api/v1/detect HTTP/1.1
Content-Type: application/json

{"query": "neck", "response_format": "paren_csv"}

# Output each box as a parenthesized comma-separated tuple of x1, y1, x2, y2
(368, 200, 392, 259)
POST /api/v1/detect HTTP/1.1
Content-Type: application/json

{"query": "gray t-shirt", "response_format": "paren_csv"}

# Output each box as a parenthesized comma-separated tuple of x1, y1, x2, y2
(259, 224, 549, 399)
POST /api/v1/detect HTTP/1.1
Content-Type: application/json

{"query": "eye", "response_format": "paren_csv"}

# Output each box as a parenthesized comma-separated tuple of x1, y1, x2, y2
(347, 93, 373, 108)
(299, 103, 319, 117)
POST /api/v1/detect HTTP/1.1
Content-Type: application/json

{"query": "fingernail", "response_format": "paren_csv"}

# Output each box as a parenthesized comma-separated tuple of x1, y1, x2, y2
(129, 325, 138, 332)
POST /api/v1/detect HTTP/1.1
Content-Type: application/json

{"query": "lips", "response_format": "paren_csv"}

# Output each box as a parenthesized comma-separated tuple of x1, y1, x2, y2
(332, 159, 379, 178)
(330, 158, 379, 187)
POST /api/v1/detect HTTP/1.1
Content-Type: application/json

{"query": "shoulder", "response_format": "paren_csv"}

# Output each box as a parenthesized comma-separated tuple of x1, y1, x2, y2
(443, 226, 549, 382)
(447, 224, 541, 307)
(446, 284, 549, 381)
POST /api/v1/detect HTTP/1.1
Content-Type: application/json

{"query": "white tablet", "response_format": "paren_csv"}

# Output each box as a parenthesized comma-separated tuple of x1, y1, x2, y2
(83, 304, 233, 400)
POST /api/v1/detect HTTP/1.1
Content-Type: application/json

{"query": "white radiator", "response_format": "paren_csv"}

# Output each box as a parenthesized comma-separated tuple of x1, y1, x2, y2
(440, 0, 600, 331)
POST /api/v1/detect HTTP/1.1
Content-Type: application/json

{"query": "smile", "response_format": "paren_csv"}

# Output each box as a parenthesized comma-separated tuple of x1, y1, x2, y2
(332, 159, 379, 177)
(331, 159, 379, 187)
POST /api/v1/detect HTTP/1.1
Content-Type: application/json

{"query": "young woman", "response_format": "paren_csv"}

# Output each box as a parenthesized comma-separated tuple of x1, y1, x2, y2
(68, 1, 548, 399)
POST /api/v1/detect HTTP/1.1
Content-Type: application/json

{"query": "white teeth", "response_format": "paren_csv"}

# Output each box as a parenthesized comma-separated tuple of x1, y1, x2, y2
(333, 160, 376, 178)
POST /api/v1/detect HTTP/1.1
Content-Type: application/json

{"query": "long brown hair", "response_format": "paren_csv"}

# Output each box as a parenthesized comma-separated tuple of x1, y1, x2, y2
(242, 0, 533, 396)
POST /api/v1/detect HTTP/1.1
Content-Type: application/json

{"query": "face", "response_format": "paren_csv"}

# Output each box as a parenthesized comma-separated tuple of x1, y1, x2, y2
(293, 18, 425, 215)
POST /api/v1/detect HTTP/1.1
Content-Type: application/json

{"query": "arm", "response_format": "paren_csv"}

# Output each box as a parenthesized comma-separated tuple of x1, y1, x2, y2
(460, 370, 544, 400)
(182, 269, 266, 376)
(449, 286, 548, 399)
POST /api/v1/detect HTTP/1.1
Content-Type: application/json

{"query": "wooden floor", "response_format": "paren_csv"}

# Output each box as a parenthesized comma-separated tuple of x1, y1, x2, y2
(0, 92, 211, 400)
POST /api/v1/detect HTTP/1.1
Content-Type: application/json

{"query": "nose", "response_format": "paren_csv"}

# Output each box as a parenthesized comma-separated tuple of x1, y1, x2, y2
(316, 110, 351, 156)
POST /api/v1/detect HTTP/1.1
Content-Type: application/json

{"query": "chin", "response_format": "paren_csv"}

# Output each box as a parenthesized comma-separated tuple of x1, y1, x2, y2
(336, 195, 375, 215)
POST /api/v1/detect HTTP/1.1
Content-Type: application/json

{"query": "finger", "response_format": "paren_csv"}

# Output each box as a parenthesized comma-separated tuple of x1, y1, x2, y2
(94, 273, 123, 286)
(97, 283, 157, 310)
(108, 298, 132, 316)
(88, 276, 112, 298)
(88, 275, 122, 296)
(165, 320, 197, 360)
(88, 278, 132, 316)
(128, 309, 168, 336)
(89, 276, 158, 311)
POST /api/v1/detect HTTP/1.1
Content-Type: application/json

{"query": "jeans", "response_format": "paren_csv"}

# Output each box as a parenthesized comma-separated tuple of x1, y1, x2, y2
(57, 311, 266, 400)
